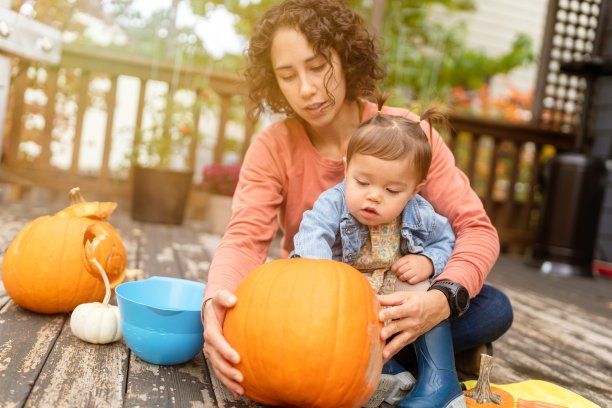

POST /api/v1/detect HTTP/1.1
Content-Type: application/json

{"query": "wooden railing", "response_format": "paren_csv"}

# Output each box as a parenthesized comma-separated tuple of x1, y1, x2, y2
(446, 115, 575, 253)
(0, 45, 578, 253)
(0, 44, 253, 198)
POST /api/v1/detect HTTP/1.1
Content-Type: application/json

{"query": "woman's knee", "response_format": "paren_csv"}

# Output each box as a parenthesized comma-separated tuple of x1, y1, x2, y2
(481, 284, 513, 332)
(450, 284, 513, 350)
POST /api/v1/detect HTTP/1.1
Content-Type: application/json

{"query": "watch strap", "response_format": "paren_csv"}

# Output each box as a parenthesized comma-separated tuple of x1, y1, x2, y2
(428, 280, 469, 318)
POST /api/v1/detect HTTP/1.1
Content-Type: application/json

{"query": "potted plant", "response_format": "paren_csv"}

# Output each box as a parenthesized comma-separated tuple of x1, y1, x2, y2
(129, 103, 197, 225)
(200, 163, 240, 235)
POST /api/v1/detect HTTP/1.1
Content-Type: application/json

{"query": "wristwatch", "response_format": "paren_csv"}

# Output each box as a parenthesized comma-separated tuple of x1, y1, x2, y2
(428, 280, 470, 318)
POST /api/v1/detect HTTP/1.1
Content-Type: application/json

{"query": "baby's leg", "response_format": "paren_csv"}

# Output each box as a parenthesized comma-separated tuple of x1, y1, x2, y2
(394, 279, 429, 293)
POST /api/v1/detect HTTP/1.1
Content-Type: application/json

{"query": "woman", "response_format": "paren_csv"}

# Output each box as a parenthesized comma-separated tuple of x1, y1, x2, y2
(202, 0, 513, 403)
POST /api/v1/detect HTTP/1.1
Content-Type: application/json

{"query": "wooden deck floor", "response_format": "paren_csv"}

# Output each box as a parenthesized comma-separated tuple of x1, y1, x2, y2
(0, 187, 610, 408)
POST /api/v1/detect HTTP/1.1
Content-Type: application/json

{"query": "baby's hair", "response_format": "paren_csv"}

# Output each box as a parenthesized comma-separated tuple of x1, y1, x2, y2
(346, 94, 449, 182)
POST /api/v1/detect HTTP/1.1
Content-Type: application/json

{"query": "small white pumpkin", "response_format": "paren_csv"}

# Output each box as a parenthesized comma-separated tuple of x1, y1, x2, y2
(70, 238, 122, 344)
(70, 301, 121, 344)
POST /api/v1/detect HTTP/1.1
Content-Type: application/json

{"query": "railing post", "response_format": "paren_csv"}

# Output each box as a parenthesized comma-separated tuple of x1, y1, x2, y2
(35, 67, 59, 171)
(6, 62, 27, 167)
(500, 141, 520, 229)
(213, 94, 230, 164)
(70, 70, 90, 176)
(466, 133, 479, 182)
(483, 138, 500, 217)
(188, 88, 202, 171)
(100, 74, 118, 181)
(519, 142, 543, 237)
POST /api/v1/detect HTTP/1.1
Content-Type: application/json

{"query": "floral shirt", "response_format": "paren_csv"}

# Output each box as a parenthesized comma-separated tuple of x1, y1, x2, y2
(354, 217, 402, 295)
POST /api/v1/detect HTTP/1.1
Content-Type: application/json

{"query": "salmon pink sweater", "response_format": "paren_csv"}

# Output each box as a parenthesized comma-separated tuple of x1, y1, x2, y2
(204, 102, 499, 300)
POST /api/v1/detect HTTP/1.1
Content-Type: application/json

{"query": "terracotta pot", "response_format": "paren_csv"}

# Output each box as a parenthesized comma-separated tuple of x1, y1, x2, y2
(131, 166, 194, 225)
(204, 194, 233, 235)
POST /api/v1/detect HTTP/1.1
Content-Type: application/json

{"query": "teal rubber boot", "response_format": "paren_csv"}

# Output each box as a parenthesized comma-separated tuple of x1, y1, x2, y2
(398, 320, 466, 408)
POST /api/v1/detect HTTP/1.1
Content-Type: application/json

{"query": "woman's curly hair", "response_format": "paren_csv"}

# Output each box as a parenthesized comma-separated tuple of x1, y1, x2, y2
(245, 0, 385, 120)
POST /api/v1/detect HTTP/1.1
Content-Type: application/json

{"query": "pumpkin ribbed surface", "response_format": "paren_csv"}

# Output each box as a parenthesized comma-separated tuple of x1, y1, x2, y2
(223, 258, 383, 408)
(465, 386, 515, 407)
(2, 202, 126, 314)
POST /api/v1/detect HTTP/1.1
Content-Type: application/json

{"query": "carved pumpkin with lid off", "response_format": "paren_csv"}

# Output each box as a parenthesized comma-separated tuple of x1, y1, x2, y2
(223, 258, 384, 408)
(2, 188, 126, 314)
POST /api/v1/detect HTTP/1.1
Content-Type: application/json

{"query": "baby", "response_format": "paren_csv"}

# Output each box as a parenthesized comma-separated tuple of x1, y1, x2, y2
(292, 96, 465, 408)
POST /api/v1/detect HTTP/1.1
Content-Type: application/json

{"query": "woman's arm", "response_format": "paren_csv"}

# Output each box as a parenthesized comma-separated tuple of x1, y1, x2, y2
(202, 130, 285, 396)
(203, 133, 285, 303)
(421, 123, 500, 297)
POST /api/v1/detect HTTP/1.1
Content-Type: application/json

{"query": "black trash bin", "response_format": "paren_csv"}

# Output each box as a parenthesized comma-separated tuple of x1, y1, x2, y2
(533, 153, 607, 277)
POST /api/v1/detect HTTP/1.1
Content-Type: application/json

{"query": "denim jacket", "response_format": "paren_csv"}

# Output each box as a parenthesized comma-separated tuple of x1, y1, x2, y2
(292, 181, 456, 278)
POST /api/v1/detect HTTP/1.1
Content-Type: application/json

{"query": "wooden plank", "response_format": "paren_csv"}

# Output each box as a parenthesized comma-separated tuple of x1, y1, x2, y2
(2, 196, 610, 408)
(0, 184, 212, 408)
(83, 213, 218, 406)
(490, 285, 612, 407)
(168, 222, 212, 283)
(0, 302, 65, 408)
(105, 210, 146, 282)
(0, 282, 8, 309)
(60, 45, 247, 96)
(0, 165, 132, 199)
(205, 359, 266, 408)
(125, 352, 217, 407)
(133, 221, 219, 282)
(136, 222, 184, 278)
(0, 206, 30, 313)
(163, 223, 261, 407)
(25, 320, 128, 408)
(487, 255, 612, 406)
(116, 220, 219, 406)
(449, 114, 575, 150)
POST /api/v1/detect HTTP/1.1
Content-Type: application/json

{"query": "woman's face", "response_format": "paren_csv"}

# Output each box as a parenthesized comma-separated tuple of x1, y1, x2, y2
(270, 27, 347, 128)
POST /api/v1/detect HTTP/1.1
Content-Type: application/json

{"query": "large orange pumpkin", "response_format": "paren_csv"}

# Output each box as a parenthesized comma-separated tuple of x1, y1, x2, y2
(465, 386, 515, 408)
(2, 188, 126, 314)
(223, 258, 384, 408)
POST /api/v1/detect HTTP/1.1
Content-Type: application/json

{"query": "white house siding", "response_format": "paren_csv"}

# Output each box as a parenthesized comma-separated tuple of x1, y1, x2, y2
(461, 0, 550, 95)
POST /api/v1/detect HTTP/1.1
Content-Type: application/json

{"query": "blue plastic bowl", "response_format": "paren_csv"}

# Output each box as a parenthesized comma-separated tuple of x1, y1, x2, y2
(115, 276, 205, 365)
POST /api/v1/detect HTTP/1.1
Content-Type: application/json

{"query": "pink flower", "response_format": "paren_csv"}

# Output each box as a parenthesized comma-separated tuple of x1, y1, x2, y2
(201, 163, 241, 196)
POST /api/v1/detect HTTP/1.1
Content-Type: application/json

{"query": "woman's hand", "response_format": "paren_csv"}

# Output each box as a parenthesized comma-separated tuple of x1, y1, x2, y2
(202, 290, 244, 396)
(377, 289, 449, 361)
(391, 254, 433, 284)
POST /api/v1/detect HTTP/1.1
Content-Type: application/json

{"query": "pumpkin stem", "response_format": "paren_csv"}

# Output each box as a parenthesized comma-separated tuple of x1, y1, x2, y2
(69, 187, 86, 204)
(90, 257, 112, 307)
(85, 235, 111, 307)
(465, 354, 501, 404)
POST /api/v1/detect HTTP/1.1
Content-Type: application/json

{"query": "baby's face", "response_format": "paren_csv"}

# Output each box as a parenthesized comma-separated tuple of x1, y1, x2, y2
(345, 153, 423, 226)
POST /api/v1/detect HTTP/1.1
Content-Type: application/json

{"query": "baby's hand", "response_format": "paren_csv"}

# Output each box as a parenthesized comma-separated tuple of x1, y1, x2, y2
(391, 254, 434, 284)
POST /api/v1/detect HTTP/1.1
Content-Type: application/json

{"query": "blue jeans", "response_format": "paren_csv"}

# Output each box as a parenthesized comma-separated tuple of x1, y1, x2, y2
(388, 284, 513, 372)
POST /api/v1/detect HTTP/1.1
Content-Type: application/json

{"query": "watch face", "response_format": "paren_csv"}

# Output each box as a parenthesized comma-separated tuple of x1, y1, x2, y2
(429, 280, 470, 317)
(456, 286, 469, 312)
